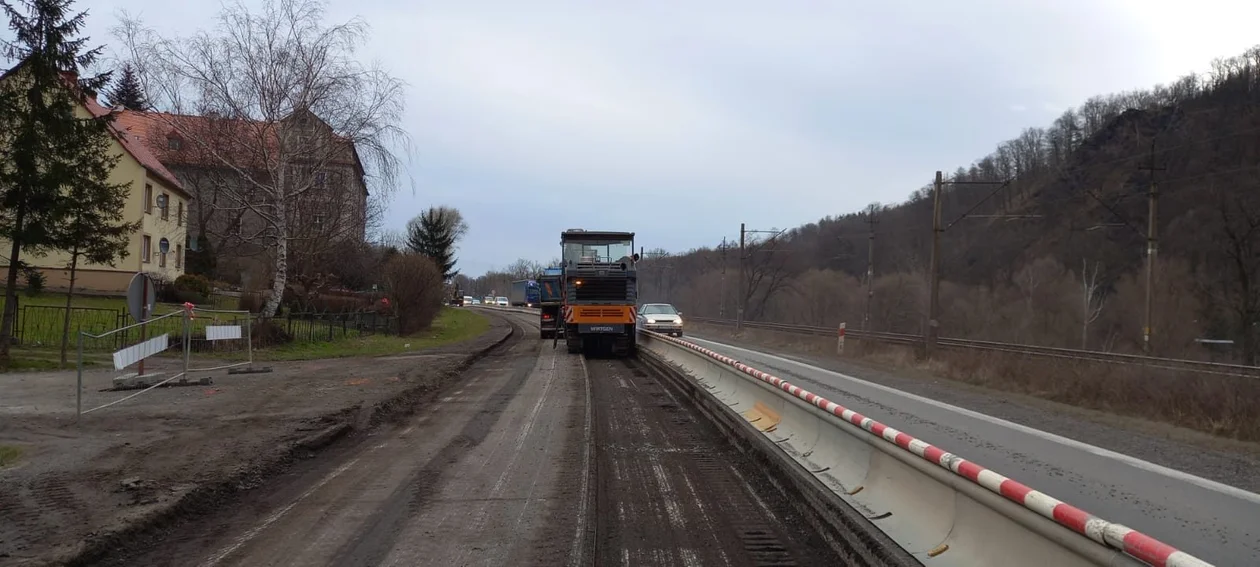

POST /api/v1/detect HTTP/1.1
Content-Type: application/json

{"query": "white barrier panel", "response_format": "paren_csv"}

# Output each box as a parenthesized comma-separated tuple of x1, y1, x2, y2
(637, 331, 1211, 567)
(112, 334, 169, 370)
(205, 325, 243, 341)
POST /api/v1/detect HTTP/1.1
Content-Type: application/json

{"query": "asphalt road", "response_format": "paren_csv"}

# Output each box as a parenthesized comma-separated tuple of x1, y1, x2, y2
(107, 311, 860, 567)
(687, 335, 1260, 566)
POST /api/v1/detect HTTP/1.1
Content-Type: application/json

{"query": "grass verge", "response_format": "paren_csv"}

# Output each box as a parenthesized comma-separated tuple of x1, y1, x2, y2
(254, 307, 491, 361)
(0, 444, 22, 468)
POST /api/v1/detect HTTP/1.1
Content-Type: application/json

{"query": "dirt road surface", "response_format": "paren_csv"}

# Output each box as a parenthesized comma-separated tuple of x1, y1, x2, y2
(95, 314, 857, 566)
(0, 312, 512, 566)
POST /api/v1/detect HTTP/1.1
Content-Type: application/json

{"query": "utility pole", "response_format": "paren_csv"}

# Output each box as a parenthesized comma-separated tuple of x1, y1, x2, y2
(737, 223, 746, 333)
(862, 205, 880, 333)
(922, 172, 1023, 358)
(719, 236, 728, 318)
(926, 171, 943, 356)
(1138, 141, 1165, 354)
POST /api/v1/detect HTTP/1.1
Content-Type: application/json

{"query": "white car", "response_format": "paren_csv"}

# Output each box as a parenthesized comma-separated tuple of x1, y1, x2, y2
(495, 297, 509, 306)
(637, 303, 684, 336)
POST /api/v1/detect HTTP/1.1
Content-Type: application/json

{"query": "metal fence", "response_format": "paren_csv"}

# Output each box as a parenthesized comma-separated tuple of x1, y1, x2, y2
(12, 303, 396, 351)
(256, 310, 396, 345)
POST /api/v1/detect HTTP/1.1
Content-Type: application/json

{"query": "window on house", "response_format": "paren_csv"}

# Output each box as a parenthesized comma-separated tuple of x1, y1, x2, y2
(314, 213, 326, 227)
(159, 249, 167, 268)
(144, 184, 153, 214)
(142, 235, 152, 263)
(167, 137, 182, 150)
(160, 193, 170, 220)
(176, 244, 183, 269)
(177, 201, 184, 226)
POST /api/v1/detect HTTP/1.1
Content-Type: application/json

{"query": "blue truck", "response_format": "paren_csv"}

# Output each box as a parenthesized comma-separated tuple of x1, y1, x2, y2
(509, 279, 541, 307)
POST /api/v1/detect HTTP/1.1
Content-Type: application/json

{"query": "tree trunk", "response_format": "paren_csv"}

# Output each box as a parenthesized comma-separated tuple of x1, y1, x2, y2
(262, 210, 289, 318)
(0, 207, 26, 365)
(60, 247, 80, 368)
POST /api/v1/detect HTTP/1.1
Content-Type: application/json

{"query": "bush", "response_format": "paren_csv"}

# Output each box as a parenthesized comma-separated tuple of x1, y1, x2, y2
(382, 253, 444, 335)
(174, 274, 214, 298)
(250, 318, 292, 348)
(22, 268, 44, 297)
(238, 291, 264, 313)
(305, 294, 368, 314)
(175, 289, 207, 305)
(147, 272, 177, 303)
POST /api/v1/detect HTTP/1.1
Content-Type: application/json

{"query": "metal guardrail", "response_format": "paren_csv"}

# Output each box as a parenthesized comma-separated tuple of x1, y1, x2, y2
(637, 329, 1213, 567)
(688, 317, 1260, 379)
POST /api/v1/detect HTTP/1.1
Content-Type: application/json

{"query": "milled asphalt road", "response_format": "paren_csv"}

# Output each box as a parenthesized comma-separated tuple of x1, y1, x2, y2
(687, 335, 1260, 566)
(110, 311, 865, 567)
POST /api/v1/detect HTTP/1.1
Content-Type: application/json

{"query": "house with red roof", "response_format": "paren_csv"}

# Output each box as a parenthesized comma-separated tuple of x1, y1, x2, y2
(113, 107, 370, 290)
(0, 65, 191, 294)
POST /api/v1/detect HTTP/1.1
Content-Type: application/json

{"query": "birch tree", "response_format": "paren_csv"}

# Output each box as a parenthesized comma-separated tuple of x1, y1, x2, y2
(1080, 259, 1106, 349)
(115, 0, 409, 316)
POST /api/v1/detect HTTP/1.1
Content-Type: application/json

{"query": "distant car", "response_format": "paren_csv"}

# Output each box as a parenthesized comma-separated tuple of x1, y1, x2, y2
(637, 303, 684, 336)
(483, 296, 495, 306)
(495, 296, 509, 306)
(470, 298, 482, 305)
(449, 296, 465, 306)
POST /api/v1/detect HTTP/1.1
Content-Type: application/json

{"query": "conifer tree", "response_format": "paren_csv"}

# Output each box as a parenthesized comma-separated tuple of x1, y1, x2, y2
(0, 0, 114, 366)
(103, 61, 147, 110)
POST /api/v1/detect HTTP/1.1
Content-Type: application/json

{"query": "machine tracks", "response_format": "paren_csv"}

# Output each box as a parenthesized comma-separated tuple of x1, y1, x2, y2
(580, 355, 854, 566)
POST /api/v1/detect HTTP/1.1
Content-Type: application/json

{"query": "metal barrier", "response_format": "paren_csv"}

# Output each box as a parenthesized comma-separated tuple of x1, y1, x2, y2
(186, 306, 255, 374)
(635, 329, 1212, 567)
(75, 305, 260, 419)
(76, 309, 189, 418)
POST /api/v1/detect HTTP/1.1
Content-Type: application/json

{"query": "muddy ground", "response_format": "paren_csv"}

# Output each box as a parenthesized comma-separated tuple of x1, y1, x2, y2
(0, 312, 513, 567)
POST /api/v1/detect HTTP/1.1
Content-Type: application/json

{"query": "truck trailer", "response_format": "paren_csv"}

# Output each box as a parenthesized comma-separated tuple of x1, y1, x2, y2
(538, 267, 563, 339)
(508, 279, 541, 307)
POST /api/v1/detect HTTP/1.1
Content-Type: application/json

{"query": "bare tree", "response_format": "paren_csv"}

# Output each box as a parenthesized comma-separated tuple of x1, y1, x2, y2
(504, 258, 544, 280)
(741, 234, 795, 320)
(1208, 188, 1260, 364)
(1080, 259, 1106, 349)
(115, 0, 409, 316)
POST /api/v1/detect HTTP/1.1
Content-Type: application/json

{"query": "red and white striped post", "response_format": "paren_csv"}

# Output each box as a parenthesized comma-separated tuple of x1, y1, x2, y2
(837, 322, 846, 355)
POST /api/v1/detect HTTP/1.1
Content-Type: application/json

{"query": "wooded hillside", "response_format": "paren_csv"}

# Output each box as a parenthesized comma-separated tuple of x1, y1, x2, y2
(640, 45, 1260, 364)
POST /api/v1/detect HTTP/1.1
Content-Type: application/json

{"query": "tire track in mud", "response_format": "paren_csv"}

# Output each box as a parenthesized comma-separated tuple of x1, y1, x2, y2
(325, 320, 540, 567)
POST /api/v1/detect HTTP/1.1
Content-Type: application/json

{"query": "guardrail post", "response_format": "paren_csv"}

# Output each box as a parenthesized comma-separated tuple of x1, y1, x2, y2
(837, 322, 846, 355)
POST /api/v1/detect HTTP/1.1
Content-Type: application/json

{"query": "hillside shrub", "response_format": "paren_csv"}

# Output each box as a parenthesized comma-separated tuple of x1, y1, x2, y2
(382, 253, 444, 335)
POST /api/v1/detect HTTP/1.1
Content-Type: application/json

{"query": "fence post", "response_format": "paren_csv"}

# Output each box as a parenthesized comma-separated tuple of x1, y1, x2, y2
(837, 322, 846, 355)
(182, 307, 192, 379)
(75, 331, 84, 424)
(246, 313, 254, 364)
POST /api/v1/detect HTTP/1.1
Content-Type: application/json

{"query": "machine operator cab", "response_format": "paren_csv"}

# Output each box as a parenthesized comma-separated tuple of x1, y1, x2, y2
(559, 229, 641, 356)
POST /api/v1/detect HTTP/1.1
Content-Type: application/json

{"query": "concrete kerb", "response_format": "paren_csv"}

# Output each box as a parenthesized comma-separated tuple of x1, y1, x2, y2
(60, 313, 518, 567)
(637, 330, 1186, 567)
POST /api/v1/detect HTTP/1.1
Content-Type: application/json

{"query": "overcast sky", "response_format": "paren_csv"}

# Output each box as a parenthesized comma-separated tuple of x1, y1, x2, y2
(64, 0, 1260, 275)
